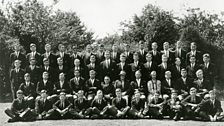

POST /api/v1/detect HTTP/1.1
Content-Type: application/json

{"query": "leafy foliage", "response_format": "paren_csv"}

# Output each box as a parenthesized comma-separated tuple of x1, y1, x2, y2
(3, 0, 94, 53)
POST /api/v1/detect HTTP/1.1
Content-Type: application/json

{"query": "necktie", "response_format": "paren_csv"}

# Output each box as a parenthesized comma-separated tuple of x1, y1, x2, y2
(16, 52, 19, 57)
(191, 63, 194, 68)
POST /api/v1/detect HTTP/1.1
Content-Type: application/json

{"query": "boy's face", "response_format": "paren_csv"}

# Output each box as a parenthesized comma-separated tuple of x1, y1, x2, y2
(41, 93, 48, 99)
(59, 45, 65, 52)
(190, 90, 196, 96)
(104, 52, 110, 59)
(135, 93, 140, 99)
(104, 77, 110, 84)
(171, 93, 177, 98)
(42, 73, 48, 80)
(162, 57, 168, 62)
(181, 70, 187, 77)
(190, 57, 196, 63)
(14, 62, 21, 68)
(135, 72, 141, 79)
(45, 45, 51, 52)
(30, 46, 36, 52)
(60, 95, 66, 100)
(197, 72, 203, 79)
(14, 45, 20, 51)
(175, 59, 181, 65)
(17, 93, 23, 99)
(97, 92, 103, 99)
(154, 93, 159, 99)
(74, 71, 80, 77)
(146, 56, 152, 61)
(210, 93, 216, 100)
(152, 43, 157, 50)
(74, 60, 80, 66)
(90, 72, 95, 78)
(120, 57, 126, 62)
(116, 90, 122, 97)
(191, 44, 196, 50)
(59, 74, 65, 81)
(133, 55, 139, 61)
(90, 56, 96, 62)
(24, 75, 30, 81)
(151, 72, 156, 79)
(78, 91, 84, 99)
(165, 72, 171, 79)
(44, 60, 49, 66)
(203, 57, 210, 63)
(58, 60, 63, 65)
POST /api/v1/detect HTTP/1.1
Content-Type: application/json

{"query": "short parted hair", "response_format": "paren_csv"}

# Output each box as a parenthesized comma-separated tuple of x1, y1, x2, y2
(196, 69, 203, 76)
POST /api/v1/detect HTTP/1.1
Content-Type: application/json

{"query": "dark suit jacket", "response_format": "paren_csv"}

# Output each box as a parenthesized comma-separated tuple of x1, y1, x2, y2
(102, 83, 115, 97)
(181, 95, 202, 105)
(56, 52, 71, 69)
(53, 81, 71, 94)
(114, 79, 131, 95)
(148, 50, 161, 65)
(174, 49, 186, 66)
(19, 82, 36, 97)
(35, 98, 52, 114)
(198, 99, 223, 115)
(131, 98, 145, 111)
(70, 53, 84, 68)
(26, 52, 42, 66)
(175, 77, 194, 94)
(85, 78, 101, 95)
(91, 98, 107, 111)
(142, 62, 157, 81)
(68, 66, 85, 79)
(123, 51, 133, 64)
(149, 97, 164, 105)
(53, 99, 72, 110)
(10, 52, 26, 68)
(11, 98, 28, 114)
(116, 62, 131, 79)
(157, 63, 172, 81)
(40, 66, 55, 82)
(69, 77, 85, 94)
(170, 65, 183, 80)
(82, 52, 92, 65)
(55, 66, 69, 81)
(129, 62, 144, 80)
(160, 50, 175, 64)
(96, 51, 105, 64)
(99, 59, 116, 81)
(112, 97, 127, 110)
(111, 51, 121, 63)
(199, 63, 216, 81)
(36, 80, 54, 95)
(73, 98, 89, 112)
(186, 64, 200, 79)
(42, 53, 57, 68)
(138, 50, 148, 63)
(85, 63, 100, 79)
(161, 79, 176, 95)
(25, 65, 41, 84)
(10, 68, 25, 89)
(186, 51, 202, 65)
(130, 79, 147, 95)
(193, 79, 212, 92)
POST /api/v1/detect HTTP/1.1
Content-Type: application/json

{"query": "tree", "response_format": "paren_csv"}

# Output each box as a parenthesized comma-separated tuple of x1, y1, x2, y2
(120, 4, 179, 50)
(4, 0, 94, 53)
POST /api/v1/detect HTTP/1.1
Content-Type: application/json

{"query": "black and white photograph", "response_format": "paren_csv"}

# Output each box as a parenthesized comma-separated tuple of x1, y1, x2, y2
(0, 0, 224, 125)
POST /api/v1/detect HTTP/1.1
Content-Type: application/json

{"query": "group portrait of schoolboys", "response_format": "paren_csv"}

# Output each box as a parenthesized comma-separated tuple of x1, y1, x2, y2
(5, 40, 224, 122)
